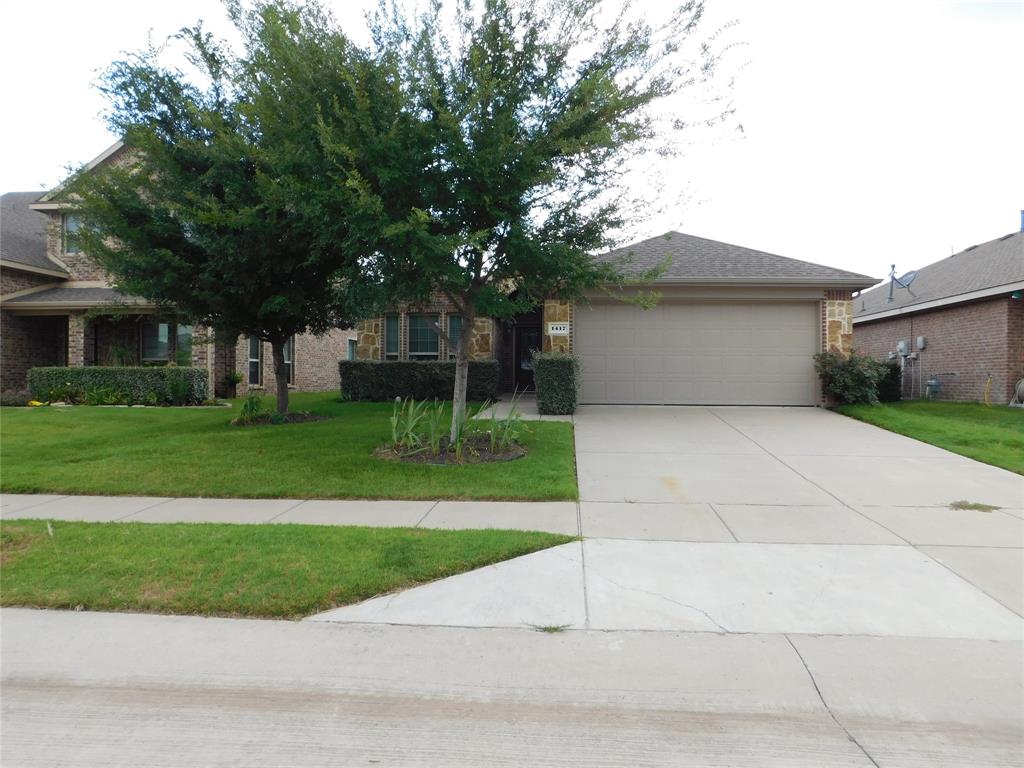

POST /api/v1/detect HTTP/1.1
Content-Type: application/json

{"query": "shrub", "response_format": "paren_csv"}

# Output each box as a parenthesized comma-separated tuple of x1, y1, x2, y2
(813, 352, 888, 405)
(876, 360, 902, 402)
(232, 391, 268, 425)
(27, 366, 208, 406)
(533, 351, 580, 415)
(339, 360, 499, 402)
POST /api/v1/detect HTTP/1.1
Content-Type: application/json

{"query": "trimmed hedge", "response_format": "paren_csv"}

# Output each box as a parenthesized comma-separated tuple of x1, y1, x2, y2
(813, 351, 888, 405)
(339, 360, 500, 402)
(533, 352, 580, 415)
(28, 366, 208, 406)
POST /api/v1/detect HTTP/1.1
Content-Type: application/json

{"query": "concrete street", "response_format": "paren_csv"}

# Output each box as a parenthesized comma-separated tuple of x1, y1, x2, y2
(2, 405, 1022, 765)
(4, 608, 1022, 767)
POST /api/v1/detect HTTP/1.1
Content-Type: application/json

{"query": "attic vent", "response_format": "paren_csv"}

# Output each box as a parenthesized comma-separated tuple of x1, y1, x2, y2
(999, 233, 1015, 241)
(963, 245, 979, 252)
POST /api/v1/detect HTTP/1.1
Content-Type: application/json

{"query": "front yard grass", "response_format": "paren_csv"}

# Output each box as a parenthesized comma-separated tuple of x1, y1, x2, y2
(0, 520, 573, 618)
(839, 400, 1024, 475)
(0, 393, 578, 500)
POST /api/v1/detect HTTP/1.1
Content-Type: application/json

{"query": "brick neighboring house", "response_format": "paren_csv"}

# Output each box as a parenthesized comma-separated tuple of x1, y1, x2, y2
(853, 227, 1024, 403)
(0, 142, 355, 399)
(355, 232, 876, 405)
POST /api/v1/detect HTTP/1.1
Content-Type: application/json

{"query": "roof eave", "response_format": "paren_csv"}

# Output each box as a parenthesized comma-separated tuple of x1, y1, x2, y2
(0, 259, 69, 279)
(1, 300, 156, 312)
(614, 276, 878, 290)
(853, 280, 1024, 324)
(32, 139, 126, 206)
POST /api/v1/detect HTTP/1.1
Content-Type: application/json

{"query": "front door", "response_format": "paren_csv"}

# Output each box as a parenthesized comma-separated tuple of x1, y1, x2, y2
(514, 325, 542, 391)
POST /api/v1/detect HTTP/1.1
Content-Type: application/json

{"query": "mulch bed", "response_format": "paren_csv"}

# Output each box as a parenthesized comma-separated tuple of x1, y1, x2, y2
(231, 412, 331, 427)
(376, 435, 528, 465)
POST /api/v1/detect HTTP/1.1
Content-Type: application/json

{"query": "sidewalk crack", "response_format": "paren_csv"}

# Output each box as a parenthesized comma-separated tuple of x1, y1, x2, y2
(785, 635, 881, 768)
(587, 569, 730, 633)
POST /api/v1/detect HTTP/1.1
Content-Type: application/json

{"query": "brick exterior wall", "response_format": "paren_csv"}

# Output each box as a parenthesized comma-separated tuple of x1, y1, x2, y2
(1, 267, 61, 296)
(235, 327, 356, 397)
(854, 296, 1022, 403)
(43, 213, 106, 280)
(0, 313, 67, 395)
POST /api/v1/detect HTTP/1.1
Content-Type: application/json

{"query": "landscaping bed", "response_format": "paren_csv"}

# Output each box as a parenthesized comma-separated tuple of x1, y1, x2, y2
(0, 520, 573, 618)
(377, 435, 527, 465)
(0, 392, 578, 500)
(839, 400, 1024, 475)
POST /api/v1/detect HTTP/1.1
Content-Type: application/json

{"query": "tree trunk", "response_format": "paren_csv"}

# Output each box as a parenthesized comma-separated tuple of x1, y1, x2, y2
(270, 339, 289, 415)
(449, 312, 474, 443)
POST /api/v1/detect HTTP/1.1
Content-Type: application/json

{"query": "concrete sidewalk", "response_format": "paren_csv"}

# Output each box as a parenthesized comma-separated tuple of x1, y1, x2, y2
(0, 493, 581, 535)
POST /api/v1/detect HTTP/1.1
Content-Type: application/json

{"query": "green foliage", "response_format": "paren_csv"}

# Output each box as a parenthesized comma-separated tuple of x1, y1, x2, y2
(813, 352, 889, 405)
(389, 397, 429, 452)
(83, 387, 132, 406)
(877, 360, 903, 402)
(488, 391, 527, 452)
(340, 361, 499, 402)
(27, 366, 207, 406)
(329, 0, 727, 431)
(533, 352, 580, 415)
(232, 391, 268, 426)
(424, 400, 446, 456)
(66, 1, 386, 414)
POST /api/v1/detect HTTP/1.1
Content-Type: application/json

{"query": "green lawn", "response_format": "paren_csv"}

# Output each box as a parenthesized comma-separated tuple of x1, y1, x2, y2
(0, 393, 578, 500)
(839, 400, 1024, 475)
(0, 520, 572, 618)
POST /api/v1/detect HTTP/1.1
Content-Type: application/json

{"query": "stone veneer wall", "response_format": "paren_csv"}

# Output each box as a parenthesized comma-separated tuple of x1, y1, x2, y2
(542, 299, 572, 353)
(822, 290, 853, 354)
(356, 299, 494, 362)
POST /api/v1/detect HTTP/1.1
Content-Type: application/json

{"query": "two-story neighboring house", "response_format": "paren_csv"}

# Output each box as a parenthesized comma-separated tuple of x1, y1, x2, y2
(0, 142, 355, 399)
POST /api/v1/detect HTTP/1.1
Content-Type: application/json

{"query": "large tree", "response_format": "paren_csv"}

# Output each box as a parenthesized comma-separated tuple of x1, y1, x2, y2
(332, 0, 727, 438)
(69, 1, 388, 414)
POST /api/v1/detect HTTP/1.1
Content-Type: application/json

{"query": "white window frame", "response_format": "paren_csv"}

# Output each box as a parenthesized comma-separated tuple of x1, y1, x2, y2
(408, 314, 440, 360)
(247, 336, 263, 386)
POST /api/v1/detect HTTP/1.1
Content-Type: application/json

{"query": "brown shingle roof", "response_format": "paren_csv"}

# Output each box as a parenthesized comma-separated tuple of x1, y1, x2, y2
(854, 231, 1024, 320)
(593, 231, 876, 287)
(0, 191, 67, 275)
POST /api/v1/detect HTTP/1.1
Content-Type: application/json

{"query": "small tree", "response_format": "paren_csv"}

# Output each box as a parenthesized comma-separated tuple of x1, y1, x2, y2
(332, 0, 728, 438)
(69, 1, 383, 414)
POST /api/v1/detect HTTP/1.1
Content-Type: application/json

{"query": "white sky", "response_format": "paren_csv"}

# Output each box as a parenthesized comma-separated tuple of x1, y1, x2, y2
(1, 0, 1021, 284)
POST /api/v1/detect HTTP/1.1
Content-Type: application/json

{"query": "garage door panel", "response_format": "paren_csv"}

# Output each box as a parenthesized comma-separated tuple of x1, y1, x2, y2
(575, 301, 819, 405)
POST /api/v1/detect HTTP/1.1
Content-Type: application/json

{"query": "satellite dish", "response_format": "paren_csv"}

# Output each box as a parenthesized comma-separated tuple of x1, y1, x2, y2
(887, 265, 918, 302)
(896, 270, 918, 287)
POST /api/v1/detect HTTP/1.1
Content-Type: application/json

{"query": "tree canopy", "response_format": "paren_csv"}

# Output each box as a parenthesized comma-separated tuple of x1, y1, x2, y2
(68, 1, 386, 413)
(321, 0, 727, 433)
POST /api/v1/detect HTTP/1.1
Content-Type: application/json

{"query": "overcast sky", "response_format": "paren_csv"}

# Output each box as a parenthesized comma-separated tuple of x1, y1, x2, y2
(1, 0, 1021, 283)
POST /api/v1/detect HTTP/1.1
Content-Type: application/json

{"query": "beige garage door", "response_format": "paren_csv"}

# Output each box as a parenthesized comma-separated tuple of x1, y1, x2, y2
(574, 301, 820, 405)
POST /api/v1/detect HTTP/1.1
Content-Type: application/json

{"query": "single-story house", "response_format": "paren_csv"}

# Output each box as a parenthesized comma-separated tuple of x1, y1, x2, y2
(0, 142, 355, 398)
(853, 224, 1024, 403)
(354, 232, 876, 406)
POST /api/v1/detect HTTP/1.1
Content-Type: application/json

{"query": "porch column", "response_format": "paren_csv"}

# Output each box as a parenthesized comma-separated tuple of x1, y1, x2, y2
(542, 299, 572, 353)
(66, 311, 95, 367)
